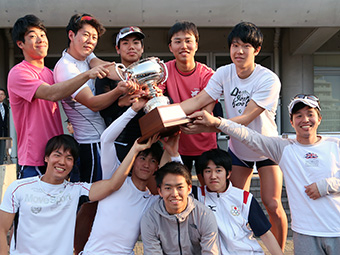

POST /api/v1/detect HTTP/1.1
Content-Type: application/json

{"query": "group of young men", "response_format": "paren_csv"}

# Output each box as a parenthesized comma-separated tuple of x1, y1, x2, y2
(0, 11, 339, 255)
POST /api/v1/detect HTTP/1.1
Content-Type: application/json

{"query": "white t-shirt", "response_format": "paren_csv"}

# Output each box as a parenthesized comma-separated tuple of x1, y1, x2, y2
(0, 176, 91, 255)
(82, 106, 158, 254)
(205, 63, 281, 161)
(219, 119, 340, 237)
(53, 50, 105, 144)
(82, 177, 158, 255)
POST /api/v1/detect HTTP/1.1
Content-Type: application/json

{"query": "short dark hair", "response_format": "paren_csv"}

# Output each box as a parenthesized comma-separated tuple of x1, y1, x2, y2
(196, 149, 232, 178)
(290, 102, 322, 121)
(137, 142, 163, 164)
(45, 134, 79, 161)
(0, 88, 6, 95)
(168, 21, 199, 45)
(155, 161, 192, 187)
(12, 14, 47, 45)
(66, 13, 106, 46)
(227, 22, 263, 50)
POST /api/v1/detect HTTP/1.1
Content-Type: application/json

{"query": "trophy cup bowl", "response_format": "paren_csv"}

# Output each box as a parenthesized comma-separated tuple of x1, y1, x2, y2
(116, 57, 191, 142)
(116, 57, 169, 113)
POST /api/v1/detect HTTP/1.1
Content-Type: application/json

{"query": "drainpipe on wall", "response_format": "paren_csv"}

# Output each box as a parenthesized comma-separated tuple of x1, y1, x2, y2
(5, 28, 17, 164)
(273, 27, 282, 134)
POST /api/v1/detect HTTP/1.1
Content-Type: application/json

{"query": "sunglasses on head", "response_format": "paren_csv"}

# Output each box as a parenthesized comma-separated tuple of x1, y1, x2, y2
(75, 15, 94, 24)
(293, 94, 319, 103)
(119, 26, 142, 35)
(294, 94, 319, 101)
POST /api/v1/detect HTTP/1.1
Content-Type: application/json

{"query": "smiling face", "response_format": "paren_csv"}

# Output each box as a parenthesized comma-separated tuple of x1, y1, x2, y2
(116, 34, 144, 67)
(44, 147, 74, 184)
(68, 23, 98, 61)
(203, 160, 230, 193)
(169, 31, 198, 64)
(132, 153, 159, 182)
(158, 173, 192, 215)
(229, 38, 260, 77)
(17, 26, 49, 64)
(290, 106, 322, 144)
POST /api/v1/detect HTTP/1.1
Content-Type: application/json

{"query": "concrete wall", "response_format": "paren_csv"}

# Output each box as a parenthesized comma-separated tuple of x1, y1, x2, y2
(281, 28, 315, 132)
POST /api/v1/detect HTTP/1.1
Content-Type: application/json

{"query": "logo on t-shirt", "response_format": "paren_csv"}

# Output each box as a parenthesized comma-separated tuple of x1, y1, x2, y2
(230, 87, 250, 109)
(304, 152, 319, 167)
(208, 205, 217, 212)
(31, 206, 42, 214)
(230, 205, 240, 216)
(191, 88, 200, 97)
(305, 152, 318, 159)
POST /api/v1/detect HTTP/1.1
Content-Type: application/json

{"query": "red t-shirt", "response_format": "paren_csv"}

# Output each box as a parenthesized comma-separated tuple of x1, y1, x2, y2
(161, 60, 217, 156)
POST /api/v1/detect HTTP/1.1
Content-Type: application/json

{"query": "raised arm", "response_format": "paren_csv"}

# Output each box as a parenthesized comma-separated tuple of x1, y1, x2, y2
(159, 132, 181, 167)
(180, 90, 214, 115)
(100, 94, 147, 179)
(183, 109, 221, 134)
(229, 99, 264, 126)
(0, 210, 15, 255)
(89, 135, 159, 201)
(187, 110, 288, 163)
(35, 63, 113, 102)
(74, 80, 138, 112)
(183, 99, 265, 135)
(89, 57, 121, 80)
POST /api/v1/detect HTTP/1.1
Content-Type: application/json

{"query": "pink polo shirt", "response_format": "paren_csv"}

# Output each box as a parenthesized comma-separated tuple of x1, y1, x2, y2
(8, 61, 63, 166)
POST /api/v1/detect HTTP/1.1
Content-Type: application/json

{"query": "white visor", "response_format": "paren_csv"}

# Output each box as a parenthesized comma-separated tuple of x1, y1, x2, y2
(288, 98, 321, 114)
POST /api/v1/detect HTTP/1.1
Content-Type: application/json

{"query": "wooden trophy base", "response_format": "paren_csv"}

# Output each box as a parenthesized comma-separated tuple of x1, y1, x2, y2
(138, 103, 191, 143)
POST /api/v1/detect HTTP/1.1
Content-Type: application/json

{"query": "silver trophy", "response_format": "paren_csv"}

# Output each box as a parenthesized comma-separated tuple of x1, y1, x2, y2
(115, 57, 190, 142)
(115, 57, 169, 113)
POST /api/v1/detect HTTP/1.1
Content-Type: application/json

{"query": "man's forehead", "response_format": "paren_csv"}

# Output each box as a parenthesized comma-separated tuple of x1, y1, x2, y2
(138, 152, 157, 160)
(162, 174, 186, 185)
(231, 38, 248, 44)
(53, 147, 72, 155)
(26, 27, 45, 35)
(172, 33, 195, 40)
(79, 24, 98, 34)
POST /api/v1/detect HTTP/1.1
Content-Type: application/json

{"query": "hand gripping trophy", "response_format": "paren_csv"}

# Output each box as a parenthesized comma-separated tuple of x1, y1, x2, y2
(116, 57, 190, 142)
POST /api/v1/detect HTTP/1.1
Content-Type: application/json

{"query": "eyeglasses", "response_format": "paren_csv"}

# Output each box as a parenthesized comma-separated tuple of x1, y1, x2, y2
(75, 15, 94, 24)
(118, 26, 143, 35)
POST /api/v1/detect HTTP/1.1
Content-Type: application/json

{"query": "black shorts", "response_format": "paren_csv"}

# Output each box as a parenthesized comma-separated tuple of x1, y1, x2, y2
(228, 149, 277, 170)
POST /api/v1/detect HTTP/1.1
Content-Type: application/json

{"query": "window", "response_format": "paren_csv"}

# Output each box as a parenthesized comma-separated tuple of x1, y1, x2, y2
(314, 67, 340, 132)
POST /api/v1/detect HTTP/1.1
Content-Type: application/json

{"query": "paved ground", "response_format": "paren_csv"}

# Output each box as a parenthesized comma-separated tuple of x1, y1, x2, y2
(134, 238, 295, 254)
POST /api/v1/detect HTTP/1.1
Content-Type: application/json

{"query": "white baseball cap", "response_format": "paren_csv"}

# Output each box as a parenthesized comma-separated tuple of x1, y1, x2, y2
(116, 26, 145, 46)
(288, 94, 321, 114)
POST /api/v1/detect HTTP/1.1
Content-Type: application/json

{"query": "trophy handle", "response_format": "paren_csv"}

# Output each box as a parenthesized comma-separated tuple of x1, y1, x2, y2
(159, 60, 168, 83)
(115, 63, 127, 81)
